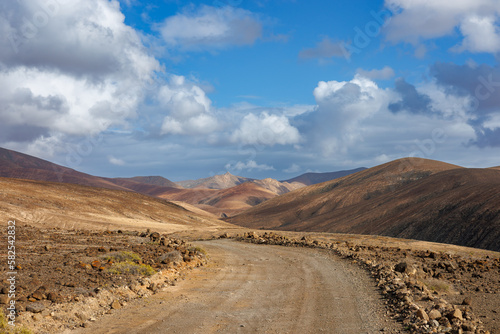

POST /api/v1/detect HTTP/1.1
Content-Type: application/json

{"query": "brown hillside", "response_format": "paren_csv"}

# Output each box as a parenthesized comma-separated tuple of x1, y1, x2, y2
(0, 147, 129, 191)
(0, 177, 234, 233)
(226, 158, 500, 251)
(158, 182, 278, 217)
(176, 172, 253, 189)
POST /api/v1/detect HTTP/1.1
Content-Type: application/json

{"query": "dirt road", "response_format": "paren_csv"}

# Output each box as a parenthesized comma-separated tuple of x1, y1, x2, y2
(71, 240, 402, 334)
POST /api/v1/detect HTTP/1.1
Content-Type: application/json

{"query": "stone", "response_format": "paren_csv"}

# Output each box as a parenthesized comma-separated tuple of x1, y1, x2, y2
(26, 303, 46, 313)
(462, 297, 472, 305)
(32, 291, 45, 300)
(428, 309, 442, 320)
(111, 300, 121, 310)
(0, 295, 9, 304)
(91, 260, 101, 269)
(416, 309, 429, 321)
(394, 262, 408, 273)
(447, 308, 463, 321)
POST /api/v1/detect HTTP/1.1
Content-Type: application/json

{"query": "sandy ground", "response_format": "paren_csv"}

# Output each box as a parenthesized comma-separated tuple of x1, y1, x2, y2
(70, 240, 404, 334)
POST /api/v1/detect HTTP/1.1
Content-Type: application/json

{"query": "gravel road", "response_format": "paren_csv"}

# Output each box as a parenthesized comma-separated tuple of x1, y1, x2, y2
(72, 240, 403, 334)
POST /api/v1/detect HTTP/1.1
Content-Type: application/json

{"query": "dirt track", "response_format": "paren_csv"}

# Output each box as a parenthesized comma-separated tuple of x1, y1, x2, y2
(71, 240, 403, 334)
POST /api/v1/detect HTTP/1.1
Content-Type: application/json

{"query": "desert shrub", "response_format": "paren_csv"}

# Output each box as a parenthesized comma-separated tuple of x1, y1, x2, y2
(423, 279, 450, 293)
(189, 246, 206, 255)
(108, 261, 155, 276)
(0, 310, 33, 334)
(104, 251, 141, 263)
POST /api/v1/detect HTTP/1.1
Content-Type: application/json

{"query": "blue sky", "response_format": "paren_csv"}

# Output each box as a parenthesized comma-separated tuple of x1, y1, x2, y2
(1, 0, 500, 181)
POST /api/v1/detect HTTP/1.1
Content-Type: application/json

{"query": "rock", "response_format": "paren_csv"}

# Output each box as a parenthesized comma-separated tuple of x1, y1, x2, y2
(462, 297, 472, 305)
(430, 320, 440, 328)
(447, 308, 463, 321)
(32, 291, 45, 300)
(47, 292, 60, 302)
(111, 300, 121, 310)
(0, 287, 8, 294)
(416, 309, 429, 321)
(394, 262, 408, 273)
(428, 309, 442, 320)
(26, 302, 46, 313)
(32, 313, 43, 321)
(91, 260, 101, 269)
(0, 295, 9, 304)
(150, 232, 161, 242)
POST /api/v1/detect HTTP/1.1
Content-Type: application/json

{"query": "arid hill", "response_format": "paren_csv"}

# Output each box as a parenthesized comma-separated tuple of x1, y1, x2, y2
(0, 177, 234, 234)
(118, 176, 182, 188)
(176, 172, 253, 189)
(282, 167, 367, 185)
(157, 182, 281, 217)
(228, 158, 500, 251)
(0, 147, 129, 191)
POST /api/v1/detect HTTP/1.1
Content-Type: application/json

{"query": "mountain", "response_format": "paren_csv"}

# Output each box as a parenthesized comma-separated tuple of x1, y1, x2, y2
(0, 147, 129, 191)
(227, 158, 500, 252)
(251, 178, 304, 195)
(282, 167, 367, 186)
(0, 176, 233, 233)
(176, 172, 254, 189)
(157, 182, 290, 217)
(125, 176, 181, 188)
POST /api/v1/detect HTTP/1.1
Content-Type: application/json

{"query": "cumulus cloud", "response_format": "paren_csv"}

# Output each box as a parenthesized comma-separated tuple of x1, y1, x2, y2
(231, 112, 301, 146)
(159, 75, 219, 136)
(384, 0, 500, 54)
(302, 75, 389, 156)
(356, 66, 395, 80)
(299, 36, 348, 60)
(0, 0, 160, 156)
(225, 160, 275, 171)
(159, 5, 262, 50)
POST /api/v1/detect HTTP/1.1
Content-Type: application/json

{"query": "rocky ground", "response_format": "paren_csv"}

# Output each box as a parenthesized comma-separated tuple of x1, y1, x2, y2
(232, 231, 500, 334)
(0, 224, 207, 333)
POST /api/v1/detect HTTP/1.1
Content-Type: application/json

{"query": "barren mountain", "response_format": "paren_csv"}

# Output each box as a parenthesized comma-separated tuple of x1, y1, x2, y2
(176, 172, 253, 189)
(122, 176, 181, 188)
(157, 182, 279, 217)
(0, 147, 129, 191)
(227, 158, 500, 251)
(0, 177, 232, 233)
(250, 178, 304, 194)
(282, 167, 367, 185)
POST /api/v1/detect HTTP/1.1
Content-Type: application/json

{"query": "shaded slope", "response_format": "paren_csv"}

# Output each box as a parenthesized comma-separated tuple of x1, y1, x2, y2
(283, 167, 367, 185)
(0, 147, 129, 191)
(226, 158, 500, 251)
(125, 176, 181, 188)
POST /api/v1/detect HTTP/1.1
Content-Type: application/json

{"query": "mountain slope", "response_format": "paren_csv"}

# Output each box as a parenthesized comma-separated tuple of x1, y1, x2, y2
(226, 158, 500, 251)
(282, 167, 367, 185)
(176, 172, 254, 189)
(125, 176, 181, 188)
(0, 177, 235, 233)
(0, 147, 129, 191)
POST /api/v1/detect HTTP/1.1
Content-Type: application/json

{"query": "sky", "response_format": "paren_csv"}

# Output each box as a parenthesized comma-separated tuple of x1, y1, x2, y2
(1, 0, 500, 181)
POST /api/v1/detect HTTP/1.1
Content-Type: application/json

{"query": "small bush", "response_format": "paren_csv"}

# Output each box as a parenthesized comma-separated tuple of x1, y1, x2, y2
(423, 279, 450, 293)
(189, 246, 206, 255)
(108, 261, 155, 276)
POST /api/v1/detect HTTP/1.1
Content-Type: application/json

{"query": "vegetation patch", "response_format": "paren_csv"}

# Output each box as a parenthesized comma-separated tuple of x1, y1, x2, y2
(0, 310, 33, 334)
(104, 251, 156, 276)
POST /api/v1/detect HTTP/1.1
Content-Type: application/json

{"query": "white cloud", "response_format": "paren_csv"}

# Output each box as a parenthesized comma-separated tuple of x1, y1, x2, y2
(159, 5, 262, 50)
(356, 66, 395, 80)
(225, 160, 275, 171)
(454, 15, 500, 53)
(384, 0, 500, 54)
(0, 0, 160, 156)
(231, 112, 301, 146)
(108, 155, 126, 166)
(159, 75, 219, 136)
